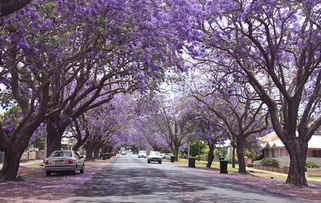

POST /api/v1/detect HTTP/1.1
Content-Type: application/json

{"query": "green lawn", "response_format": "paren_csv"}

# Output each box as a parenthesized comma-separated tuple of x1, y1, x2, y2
(173, 159, 321, 183)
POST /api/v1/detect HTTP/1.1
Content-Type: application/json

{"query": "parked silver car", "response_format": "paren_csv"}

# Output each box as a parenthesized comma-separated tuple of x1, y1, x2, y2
(44, 150, 84, 176)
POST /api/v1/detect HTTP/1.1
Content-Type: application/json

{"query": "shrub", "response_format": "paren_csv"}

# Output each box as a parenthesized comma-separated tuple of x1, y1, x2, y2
(305, 161, 321, 168)
(261, 158, 279, 167)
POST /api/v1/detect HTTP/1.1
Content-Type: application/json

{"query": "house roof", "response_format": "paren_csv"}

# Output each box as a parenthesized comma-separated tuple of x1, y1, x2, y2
(259, 131, 279, 142)
(260, 132, 321, 149)
(266, 139, 285, 148)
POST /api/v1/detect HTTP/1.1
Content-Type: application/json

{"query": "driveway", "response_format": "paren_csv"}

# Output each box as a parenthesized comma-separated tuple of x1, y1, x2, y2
(68, 154, 305, 203)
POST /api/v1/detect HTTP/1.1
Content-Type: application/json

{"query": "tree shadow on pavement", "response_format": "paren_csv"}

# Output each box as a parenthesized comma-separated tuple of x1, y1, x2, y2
(73, 160, 304, 203)
(75, 167, 205, 197)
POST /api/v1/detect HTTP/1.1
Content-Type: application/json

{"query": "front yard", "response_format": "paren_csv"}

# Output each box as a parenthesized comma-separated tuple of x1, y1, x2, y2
(171, 158, 321, 183)
(169, 158, 321, 202)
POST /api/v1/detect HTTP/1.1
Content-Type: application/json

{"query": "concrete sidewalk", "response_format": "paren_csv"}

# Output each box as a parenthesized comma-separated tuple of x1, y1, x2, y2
(248, 167, 321, 183)
(0, 159, 44, 170)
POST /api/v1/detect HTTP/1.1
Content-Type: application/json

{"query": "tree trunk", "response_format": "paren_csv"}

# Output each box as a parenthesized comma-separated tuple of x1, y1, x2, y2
(100, 145, 108, 154)
(101, 145, 112, 154)
(72, 136, 88, 152)
(72, 141, 82, 152)
(0, 128, 34, 181)
(285, 139, 308, 186)
(232, 145, 236, 168)
(85, 141, 94, 160)
(0, 144, 22, 181)
(72, 129, 90, 152)
(207, 146, 215, 168)
(46, 120, 68, 157)
(93, 142, 102, 159)
(174, 147, 179, 161)
(236, 137, 247, 174)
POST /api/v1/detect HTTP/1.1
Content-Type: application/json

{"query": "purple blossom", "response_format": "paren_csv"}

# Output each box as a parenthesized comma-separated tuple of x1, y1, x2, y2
(43, 19, 53, 28)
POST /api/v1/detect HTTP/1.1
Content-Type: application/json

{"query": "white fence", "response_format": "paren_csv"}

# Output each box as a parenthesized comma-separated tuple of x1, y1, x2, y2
(0, 151, 4, 163)
(253, 156, 321, 168)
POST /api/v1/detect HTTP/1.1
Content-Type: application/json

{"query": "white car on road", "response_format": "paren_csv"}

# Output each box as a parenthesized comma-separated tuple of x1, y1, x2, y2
(44, 150, 84, 176)
(138, 150, 147, 158)
(147, 151, 162, 164)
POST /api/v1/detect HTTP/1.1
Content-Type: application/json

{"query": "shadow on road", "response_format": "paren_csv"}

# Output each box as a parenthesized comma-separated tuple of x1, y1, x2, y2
(75, 167, 205, 197)
(72, 157, 303, 203)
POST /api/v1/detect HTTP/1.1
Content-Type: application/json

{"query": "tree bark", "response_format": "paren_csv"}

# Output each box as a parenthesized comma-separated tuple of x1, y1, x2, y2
(93, 142, 102, 159)
(100, 145, 108, 154)
(207, 146, 215, 168)
(101, 145, 112, 154)
(72, 135, 89, 152)
(0, 128, 35, 181)
(85, 141, 94, 160)
(46, 126, 63, 156)
(0, 144, 22, 181)
(232, 145, 236, 168)
(236, 137, 247, 174)
(174, 147, 179, 161)
(46, 119, 68, 157)
(284, 139, 308, 186)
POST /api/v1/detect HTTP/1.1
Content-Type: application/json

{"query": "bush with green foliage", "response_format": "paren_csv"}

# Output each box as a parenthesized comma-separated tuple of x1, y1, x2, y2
(214, 147, 227, 160)
(305, 161, 320, 168)
(189, 141, 207, 157)
(261, 158, 279, 167)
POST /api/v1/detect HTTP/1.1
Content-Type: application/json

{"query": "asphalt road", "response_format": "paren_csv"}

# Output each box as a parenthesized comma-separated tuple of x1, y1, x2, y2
(68, 154, 304, 203)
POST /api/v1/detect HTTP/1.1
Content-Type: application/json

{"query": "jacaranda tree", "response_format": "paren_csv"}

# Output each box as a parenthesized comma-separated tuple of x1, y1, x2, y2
(191, 76, 268, 174)
(0, 0, 184, 181)
(169, 0, 321, 186)
(0, 0, 32, 17)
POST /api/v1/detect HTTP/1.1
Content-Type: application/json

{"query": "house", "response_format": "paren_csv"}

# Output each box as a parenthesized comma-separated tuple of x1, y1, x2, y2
(254, 131, 321, 168)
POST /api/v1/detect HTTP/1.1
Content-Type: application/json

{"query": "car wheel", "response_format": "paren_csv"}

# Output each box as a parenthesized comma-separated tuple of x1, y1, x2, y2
(147, 160, 150, 163)
(46, 171, 51, 176)
(159, 161, 162, 164)
(80, 164, 85, 173)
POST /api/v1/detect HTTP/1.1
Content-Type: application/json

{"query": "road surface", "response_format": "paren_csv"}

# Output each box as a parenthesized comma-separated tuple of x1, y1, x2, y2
(68, 154, 304, 203)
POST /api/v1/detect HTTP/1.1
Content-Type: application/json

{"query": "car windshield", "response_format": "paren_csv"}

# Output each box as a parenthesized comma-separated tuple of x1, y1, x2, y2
(51, 151, 72, 158)
(139, 151, 146, 154)
(150, 151, 160, 156)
